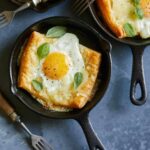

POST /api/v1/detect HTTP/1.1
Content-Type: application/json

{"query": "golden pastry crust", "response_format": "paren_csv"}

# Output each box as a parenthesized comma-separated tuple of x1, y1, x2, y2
(96, 0, 125, 38)
(18, 31, 101, 111)
(141, 0, 150, 17)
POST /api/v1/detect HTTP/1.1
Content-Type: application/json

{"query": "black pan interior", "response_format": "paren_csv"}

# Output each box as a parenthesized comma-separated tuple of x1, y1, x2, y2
(10, 17, 111, 119)
(89, 2, 150, 46)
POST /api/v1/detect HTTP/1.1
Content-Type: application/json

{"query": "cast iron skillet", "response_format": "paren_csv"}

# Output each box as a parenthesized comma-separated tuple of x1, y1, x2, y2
(10, 17, 112, 150)
(89, 2, 150, 106)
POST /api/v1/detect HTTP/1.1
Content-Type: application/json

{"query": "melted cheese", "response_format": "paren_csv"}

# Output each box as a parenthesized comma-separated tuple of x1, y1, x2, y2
(111, 0, 150, 38)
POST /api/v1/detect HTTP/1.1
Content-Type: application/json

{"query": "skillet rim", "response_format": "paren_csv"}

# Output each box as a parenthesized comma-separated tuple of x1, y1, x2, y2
(9, 16, 112, 119)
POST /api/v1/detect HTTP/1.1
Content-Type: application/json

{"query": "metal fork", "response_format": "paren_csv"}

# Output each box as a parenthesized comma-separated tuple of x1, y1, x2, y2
(0, 0, 41, 29)
(0, 93, 53, 150)
(72, 0, 95, 16)
(0, 2, 31, 29)
(17, 117, 53, 150)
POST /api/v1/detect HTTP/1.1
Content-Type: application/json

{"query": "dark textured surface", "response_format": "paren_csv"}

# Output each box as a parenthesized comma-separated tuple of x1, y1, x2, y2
(0, 0, 150, 150)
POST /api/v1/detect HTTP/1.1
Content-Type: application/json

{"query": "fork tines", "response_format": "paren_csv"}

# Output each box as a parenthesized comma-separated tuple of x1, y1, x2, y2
(72, 0, 95, 16)
(0, 13, 6, 28)
(32, 136, 53, 150)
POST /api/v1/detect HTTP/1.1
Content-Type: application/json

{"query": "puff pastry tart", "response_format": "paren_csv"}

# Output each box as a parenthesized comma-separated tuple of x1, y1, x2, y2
(97, 0, 150, 38)
(18, 30, 101, 111)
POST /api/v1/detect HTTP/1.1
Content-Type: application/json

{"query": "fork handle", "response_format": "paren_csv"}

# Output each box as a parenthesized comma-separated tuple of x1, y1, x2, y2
(14, 2, 31, 13)
(0, 93, 18, 122)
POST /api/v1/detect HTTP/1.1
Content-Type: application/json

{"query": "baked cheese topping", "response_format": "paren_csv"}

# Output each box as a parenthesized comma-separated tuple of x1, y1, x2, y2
(111, 0, 150, 38)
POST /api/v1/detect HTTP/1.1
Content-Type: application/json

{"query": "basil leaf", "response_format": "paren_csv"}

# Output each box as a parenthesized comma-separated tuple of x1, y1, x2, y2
(32, 80, 43, 91)
(74, 72, 83, 89)
(37, 43, 50, 60)
(123, 23, 136, 37)
(46, 26, 67, 38)
(132, 0, 140, 6)
(135, 7, 144, 19)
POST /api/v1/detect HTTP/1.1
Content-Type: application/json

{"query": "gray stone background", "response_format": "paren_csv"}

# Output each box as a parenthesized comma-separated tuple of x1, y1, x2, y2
(0, 0, 150, 150)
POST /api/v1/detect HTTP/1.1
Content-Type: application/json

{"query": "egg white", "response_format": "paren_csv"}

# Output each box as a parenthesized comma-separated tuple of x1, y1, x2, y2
(34, 33, 87, 101)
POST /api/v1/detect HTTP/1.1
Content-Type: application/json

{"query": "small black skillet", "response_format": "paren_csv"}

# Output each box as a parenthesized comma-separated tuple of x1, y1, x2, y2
(89, 2, 150, 106)
(10, 17, 112, 150)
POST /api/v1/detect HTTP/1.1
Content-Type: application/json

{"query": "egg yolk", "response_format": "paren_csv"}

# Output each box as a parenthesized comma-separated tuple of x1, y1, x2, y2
(141, 0, 150, 17)
(42, 52, 69, 80)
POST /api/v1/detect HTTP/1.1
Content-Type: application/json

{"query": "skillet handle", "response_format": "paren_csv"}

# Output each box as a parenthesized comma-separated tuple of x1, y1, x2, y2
(76, 113, 105, 150)
(130, 45, 147, 105)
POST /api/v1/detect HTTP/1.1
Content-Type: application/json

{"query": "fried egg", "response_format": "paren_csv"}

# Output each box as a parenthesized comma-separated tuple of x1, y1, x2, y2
(37, 33, 86, 101)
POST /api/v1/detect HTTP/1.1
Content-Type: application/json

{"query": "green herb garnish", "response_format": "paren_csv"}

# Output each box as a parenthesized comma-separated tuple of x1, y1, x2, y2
(74, 72, 83, 89)
(132, 0, 140, 6)
(46, 26, 67, 38)
(123, 23, 136, 37)
(132, 0, 144, 19)
(32, 80, 43, 91)
(37, 43, 50, 60)
(134, 7, 144, 19)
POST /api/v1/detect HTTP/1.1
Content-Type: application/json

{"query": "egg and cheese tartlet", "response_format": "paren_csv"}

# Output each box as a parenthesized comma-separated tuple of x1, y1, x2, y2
(97, 0, 150, 38)
(18, 30, 101, 111)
